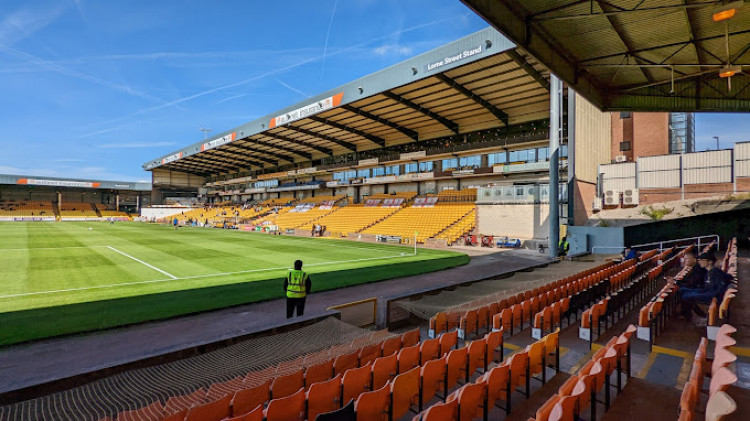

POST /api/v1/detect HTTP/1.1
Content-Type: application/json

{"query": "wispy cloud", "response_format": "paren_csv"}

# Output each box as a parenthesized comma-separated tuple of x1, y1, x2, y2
(276, 79, 310, 98)
(373, 44, 414, 56)
(97, 141, 177, 149)
(0, 4, 67, 46)
(0, 45, 166, 104)
(320, 0, 339, 79)
(72, 0, 87, 22)
(213, 93, 248, 106)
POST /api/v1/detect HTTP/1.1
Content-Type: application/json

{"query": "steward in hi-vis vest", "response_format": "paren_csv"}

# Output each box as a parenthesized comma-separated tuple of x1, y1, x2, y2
(284, 260, 312, 318)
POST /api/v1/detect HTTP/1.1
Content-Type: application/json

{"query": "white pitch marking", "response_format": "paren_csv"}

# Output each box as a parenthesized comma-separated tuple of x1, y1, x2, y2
(0, 253, 415, 299)
(0, 245, 109, 251)
(106, 246, 177, 279)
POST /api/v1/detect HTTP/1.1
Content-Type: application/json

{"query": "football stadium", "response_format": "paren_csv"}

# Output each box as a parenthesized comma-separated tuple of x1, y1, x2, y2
(1, 2, 750, 420)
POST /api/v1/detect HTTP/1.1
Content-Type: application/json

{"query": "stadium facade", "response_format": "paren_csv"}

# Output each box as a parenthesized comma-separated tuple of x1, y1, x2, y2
(0, 174, 150, 221)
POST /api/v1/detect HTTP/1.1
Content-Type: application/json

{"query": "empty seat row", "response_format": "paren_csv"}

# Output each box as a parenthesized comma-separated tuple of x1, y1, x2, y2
(679, 324, 739, 421)
(531, 325, 637, 421)
(413, 329, 560, 421)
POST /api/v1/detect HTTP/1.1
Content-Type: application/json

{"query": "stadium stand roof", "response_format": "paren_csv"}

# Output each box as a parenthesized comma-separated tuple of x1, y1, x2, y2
(144, 27, 552, 176)
(462, 0, 750, 112)
(0, 174, 151, 191)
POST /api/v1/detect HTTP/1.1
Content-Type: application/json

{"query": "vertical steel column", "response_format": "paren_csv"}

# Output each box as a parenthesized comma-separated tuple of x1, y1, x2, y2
(549, 75, 562, 259)
(567, 87, 576, 226)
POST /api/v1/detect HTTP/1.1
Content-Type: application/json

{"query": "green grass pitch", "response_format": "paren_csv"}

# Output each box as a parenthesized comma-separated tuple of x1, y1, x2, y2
(0, 222, 469, 345)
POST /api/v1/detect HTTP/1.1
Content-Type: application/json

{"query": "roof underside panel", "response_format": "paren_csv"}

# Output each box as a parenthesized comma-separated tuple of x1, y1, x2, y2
(462, 0, 750, 112)
(151, 35, 553, 175)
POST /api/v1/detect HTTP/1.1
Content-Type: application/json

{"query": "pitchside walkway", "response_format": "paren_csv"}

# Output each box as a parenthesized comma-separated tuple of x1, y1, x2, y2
(0, 248, 554, 399)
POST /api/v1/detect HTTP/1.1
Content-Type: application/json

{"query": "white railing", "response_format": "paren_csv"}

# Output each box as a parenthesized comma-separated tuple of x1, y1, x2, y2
(591, 234, 720, 254)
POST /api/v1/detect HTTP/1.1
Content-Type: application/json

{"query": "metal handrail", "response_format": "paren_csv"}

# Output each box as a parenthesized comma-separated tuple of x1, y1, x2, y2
(591, 234, 720, 255)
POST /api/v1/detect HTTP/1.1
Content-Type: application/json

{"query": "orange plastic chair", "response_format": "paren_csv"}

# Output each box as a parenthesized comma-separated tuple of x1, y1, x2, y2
(439, 330, 458, 357)
(414, 399, 458, 421)
(535, 394, 560, 421)
(185, 395, 231, 421)
(401, 328, 421, 348)
(225, 404, 263, 421)
(206, 376, 244, 401)
(522, 300, 533, 326)
(420, 357, 446, 407)
(354, 383, 390, 421)
(481, 364, 510, 411)
(446, 347, 468, 390)
(335, 351, 360, 376)
(705, 390, 737, 421)
(232, 380, 270, 416)
(450, 380, 486, 421)
(526, 341, 546, 382)
(372, 353, 398, 390)
(543, 328, 560, 371)
(164, 388, 207, 414)
(467, 339, 487, 376)
(680, 379, 700, 413)
(462, 310, 478, 339)
(431, 312, 448, 337)
(512, 304, 524, 331)
(306, 359, 334, 387)
(307, 374, 342, 421)
(478, 306, 490, 332)
(270, 369, 304, 400)
(551, 302, 562, 327)
(548, 395, 577, 421)
(711, 347, 738, 376)
(709, 367, 738, 397)
(499, 308, 512, 333)
(398, 344, 420, 374)
(264, 387, 305, 421)
(381, 336, 402, 357)
(161, 409, 189, 421)
(420, 338, 440, 364)
(359, 344, 382, 366)
(391, 366, 420, 420)
(485, 330, 503, 364)
(507, 350, 530, 397)
(342, 361, 372, 404)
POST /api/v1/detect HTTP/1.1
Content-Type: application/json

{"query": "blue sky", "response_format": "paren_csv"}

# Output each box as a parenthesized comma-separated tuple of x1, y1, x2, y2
(0, 1, 746, 182)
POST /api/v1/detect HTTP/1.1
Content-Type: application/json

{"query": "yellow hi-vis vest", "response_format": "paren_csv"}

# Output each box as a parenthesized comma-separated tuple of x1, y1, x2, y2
(286, 270, 308, 298)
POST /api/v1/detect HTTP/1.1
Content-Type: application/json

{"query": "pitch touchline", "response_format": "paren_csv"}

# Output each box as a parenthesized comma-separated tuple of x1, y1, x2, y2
(0, 245, 110, 251)
(0, 253, 417, 299)
(106, 246, 178, 279)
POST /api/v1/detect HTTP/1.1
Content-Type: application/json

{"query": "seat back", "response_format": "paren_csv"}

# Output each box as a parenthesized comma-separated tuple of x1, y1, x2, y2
(455, 381, 486, 421)
(381, 336, 402, 357)
(709, 367, 738, 397)
(398, 344, 420, 373)
(705, 390, 737, 421)
(315, 398, 356, 421)
(359, 344, 382, 367)
(420, 338, 440, 364)
(508, 351, 529, 388)
(185, 395, 231, 421)
(335, 351, 360, 376)
(271, 369, 304, 400)
(306, 360, 335, 387)
(420, 357, 447, 406)
(482, 364, 510, 407)
(342, 362, 373, 404)
(418, 399, 458, 421)
(401, 328, 421, 347)
(467, 339, 486, 375)
(353, 384, 390, 421)
(500, 308, 512, 332)
(390, 367, 420, 420)
(535, 394, 560, 421)
(372, 353, 398, 390)
(307, 374, 343, 421)
(485, 330, 503, 364)
(264, 387, 306, 421)
(446, 347, 468, 389)
(526, 341, 545, 377)
(225, 404, 263, 421)
(439, 330, 458, 357)
(232, 380, 270, 416)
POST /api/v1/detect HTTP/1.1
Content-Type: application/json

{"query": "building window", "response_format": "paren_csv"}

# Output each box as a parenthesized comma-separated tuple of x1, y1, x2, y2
(404, 163, 417, 174)
(488, 152, 506, 166)
(418, 161, 433, 172)
(357, 169, 370, 178)
(620, 112, 632, 119)
(458, 154, 481, 169)
(442, 158, 458, 170)
(372, 167, 385, 177)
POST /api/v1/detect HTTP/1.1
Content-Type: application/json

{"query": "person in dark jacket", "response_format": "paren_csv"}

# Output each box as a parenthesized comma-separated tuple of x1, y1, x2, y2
(284, 260, 312, 318)
(679, 252, 733, 321)
(675, 250, 707, 289)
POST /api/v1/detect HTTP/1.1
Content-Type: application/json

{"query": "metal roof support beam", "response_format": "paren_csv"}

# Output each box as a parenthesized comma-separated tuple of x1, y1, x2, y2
(188, 156, 246, 172)
(282, 125, 358, 152)
(165, 163, 212, 176)
(505, 49, 550, 91)
(435, 73, 510, 125)
(246, 138, 313, 160)
(211, 150, 273, 167)
(461, 0, 605, 108)
(226, 143, 296, 163)
(381, 91, 459, 133)
(307, 116, 386, 147)
(263, 132, 333, 156)
(174, 159, 238, 173)
(595, 0, 656, 84)
(341, 105, 419, 141)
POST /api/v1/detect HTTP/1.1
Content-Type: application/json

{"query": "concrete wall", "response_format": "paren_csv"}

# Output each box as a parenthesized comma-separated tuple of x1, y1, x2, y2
(575, 93, 612, 184)
(477, 204, 550, 239)
(389, 182, 418, 193)
(573, 180, 597, 226)
(437, 179, 460, 191)
(567, 225, 624, 255)
(140, 206, 194, 219)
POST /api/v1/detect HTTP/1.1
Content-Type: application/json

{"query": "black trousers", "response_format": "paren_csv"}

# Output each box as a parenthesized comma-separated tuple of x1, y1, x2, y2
(286, 297, 306, 318)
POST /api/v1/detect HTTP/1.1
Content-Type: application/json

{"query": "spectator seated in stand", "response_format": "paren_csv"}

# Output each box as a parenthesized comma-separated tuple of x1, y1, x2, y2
(621, 246, 637, 262)
(678, 252, 734, 322)
(672, 249, 707, 290)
